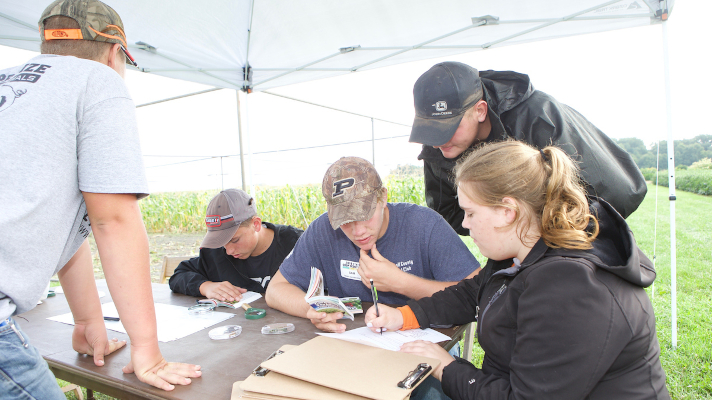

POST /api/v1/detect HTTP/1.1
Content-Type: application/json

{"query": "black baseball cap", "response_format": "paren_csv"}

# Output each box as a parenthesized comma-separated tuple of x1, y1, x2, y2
(409, 62, 483, 147)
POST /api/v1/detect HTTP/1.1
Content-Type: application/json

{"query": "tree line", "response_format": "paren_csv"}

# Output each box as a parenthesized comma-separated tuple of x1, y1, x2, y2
(614, 135, 712, 169)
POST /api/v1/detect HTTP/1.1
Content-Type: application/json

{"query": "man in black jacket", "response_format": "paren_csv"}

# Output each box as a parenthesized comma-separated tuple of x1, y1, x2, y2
(169, 189, 302, 301)
(409, 62, 647, 235)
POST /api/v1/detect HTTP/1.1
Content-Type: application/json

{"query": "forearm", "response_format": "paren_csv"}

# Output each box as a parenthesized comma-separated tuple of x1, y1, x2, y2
(265, 272, 311, 318)
(57, 239, 103, 323)
(85, 193, 158, 349)
(394, 274, 457, 300)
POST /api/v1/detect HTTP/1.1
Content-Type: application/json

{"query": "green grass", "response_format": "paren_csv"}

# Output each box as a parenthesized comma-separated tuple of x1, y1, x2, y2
(627, 183, 712, 399)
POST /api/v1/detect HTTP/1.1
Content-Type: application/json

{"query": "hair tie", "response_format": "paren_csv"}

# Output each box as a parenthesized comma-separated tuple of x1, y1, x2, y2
(540, 148, 550, 163)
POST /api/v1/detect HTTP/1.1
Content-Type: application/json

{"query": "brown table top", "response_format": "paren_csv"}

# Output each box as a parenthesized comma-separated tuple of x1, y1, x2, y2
(17, 281, 465, 400)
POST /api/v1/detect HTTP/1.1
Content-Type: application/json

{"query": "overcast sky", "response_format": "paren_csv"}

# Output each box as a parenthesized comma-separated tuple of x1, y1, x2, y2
(1, 0, 709, 193)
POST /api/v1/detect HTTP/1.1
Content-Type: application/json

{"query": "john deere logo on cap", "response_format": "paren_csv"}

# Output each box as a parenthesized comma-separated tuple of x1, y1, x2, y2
(206, 214, 233, 228)
(434, 101, 447, 111)
(332, 178, 355, 197)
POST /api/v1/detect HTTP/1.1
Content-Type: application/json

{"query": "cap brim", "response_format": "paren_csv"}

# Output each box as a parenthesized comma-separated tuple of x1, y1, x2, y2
(327, 192, 379, 230)
(409, 113, 465, 147)
(200, 225, 239, 249)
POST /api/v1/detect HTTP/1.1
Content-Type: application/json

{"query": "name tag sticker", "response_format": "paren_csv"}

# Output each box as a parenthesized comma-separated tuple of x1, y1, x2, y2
(340, 260, 360, 280)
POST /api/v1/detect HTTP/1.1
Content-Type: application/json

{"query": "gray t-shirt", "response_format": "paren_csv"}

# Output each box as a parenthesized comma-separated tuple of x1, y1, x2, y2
(280, 202, 480, 305)
(0, 55, 149, 319)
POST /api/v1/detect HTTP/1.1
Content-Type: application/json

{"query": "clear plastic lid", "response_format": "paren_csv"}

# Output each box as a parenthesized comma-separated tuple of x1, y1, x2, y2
(261, 323, 295, 335)
(209, 325, 242, 340)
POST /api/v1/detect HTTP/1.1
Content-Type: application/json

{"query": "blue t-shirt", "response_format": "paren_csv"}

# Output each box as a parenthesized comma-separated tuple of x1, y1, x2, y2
(280, 202, 480, 305)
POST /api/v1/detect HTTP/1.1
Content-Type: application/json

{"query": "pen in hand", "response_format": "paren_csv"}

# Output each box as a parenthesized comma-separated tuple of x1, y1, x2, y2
(370, 279, 381, 335)
(103, 316, 120, 321)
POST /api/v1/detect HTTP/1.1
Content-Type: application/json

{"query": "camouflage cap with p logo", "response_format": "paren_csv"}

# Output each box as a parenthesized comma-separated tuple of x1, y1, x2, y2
(321, 157, 383, 230)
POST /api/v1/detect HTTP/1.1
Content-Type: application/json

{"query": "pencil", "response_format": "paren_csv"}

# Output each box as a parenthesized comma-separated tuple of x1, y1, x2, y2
(370, 279, 381, 335)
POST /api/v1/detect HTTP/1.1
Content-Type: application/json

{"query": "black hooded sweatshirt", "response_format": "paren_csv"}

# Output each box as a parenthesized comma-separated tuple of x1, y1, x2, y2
(168, 222, 302, 295)
(418, 70, 647, 235)
(407, 199, 669, 400)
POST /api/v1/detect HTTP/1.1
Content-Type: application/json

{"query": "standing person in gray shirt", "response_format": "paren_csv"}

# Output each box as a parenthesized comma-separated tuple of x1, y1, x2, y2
(0, 1, 200, 398)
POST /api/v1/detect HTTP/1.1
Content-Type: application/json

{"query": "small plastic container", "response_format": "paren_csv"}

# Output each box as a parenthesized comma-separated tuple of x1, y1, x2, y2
(261, 323, 295, 335)
(187, 304, 215, 315)
(209, 325, 242, 340)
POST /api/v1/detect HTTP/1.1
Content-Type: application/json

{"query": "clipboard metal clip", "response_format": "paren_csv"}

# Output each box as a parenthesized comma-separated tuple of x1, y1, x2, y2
(252, 349, 284, 377)
(397, 363, 432, 389)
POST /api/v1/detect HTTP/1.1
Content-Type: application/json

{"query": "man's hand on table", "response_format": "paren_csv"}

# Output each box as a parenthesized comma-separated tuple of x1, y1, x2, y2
(123, 343, 202, 391)
(199, 281, 247, 302)
(306, 308, 346, 333)
(72, 318, 127, 366)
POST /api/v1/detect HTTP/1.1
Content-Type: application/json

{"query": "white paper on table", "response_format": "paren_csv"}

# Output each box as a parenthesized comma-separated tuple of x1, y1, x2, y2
(47, 302, 234, 342)
(51, 286, 105, 298)
(234, 291, 262, 308)
(317, 326, 451, 352)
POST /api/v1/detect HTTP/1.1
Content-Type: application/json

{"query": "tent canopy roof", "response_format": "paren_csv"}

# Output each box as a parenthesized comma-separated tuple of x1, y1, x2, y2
(0, 0, 672, 92)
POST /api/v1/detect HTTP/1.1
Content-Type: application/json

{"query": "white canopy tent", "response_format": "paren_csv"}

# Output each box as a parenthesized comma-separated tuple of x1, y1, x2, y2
(0, 0, 679, 347)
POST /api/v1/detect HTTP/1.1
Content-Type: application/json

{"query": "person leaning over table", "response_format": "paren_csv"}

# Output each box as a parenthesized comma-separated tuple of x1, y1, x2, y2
(265, 156, 481, 334)
(365, 140, 670, 400)
(0, 1, 201, 398)
(169, 189, 303, 301)
(409, 61, 647, 235)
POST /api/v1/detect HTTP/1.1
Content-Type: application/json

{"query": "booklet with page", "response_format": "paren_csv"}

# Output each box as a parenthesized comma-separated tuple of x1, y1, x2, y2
(304, 267, 361, 320)
(198, 291, 262, 309)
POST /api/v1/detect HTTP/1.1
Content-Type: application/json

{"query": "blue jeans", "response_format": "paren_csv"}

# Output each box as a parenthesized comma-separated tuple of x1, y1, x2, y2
(410, 375, 451, 400)
(0, 318, 66, 400)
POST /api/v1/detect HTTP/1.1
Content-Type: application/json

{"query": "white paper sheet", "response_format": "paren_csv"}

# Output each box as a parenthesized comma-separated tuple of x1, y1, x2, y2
(317, 326, 451, 352)
(48, 302, 235, 342)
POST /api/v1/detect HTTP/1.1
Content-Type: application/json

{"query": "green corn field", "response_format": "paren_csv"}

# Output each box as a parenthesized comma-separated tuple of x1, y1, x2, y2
(140, 176, 426, 233)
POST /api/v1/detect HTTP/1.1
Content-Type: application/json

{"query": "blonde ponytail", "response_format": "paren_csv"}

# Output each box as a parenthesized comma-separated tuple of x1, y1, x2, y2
(455, 140, 598, 250)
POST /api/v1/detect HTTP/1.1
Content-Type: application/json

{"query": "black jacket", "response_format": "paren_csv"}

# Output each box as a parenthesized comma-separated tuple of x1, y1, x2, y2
(168, 223, 302, 296)
(408, 199, 669, 400)
(419, 70, 647, 235)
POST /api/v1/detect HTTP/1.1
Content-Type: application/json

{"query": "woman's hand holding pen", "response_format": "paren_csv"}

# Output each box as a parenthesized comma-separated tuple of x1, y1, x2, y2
(364, 304, 403, 333)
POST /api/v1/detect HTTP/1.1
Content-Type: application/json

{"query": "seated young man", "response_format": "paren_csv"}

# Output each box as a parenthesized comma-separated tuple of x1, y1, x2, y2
(169, 189, 302, 301)
(265, 157, 480, 333)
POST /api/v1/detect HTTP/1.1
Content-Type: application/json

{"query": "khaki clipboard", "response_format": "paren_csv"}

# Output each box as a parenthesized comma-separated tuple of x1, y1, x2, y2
(239, 345, 371, 400)
(259, 336, 438, 400)
(232, 381, 300, 400)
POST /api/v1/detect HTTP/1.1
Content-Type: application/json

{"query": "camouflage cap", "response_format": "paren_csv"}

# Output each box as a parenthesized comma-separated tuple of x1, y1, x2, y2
(201, 189, 257, 249)
(322, 157, 383, 230)
(39, 0, 137, 65)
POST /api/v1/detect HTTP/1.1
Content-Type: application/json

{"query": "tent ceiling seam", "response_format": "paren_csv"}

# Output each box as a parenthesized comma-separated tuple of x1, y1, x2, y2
(251, 51, 343, 88)
(141, 49, 240, 88)
(0, 35, 38, 42)
(482, 0, 626, 48)
(0, 12, 36, 30)
(348, 20, 487, 72)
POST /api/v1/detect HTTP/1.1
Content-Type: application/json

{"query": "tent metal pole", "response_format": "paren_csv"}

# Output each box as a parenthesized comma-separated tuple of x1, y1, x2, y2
(236, 90, 247, 192)
(662, 18, 677, 349)
(245, 93, 255, 197)
(371, 118, 376, 167)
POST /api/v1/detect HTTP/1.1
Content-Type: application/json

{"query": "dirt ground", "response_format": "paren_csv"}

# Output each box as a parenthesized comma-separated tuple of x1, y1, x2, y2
(88, 233, 203, 282)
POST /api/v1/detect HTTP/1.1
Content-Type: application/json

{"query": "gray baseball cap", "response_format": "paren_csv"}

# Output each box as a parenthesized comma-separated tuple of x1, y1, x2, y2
(201, 189, 257, 248)
(322, 157, 383, 230)
(409, 62, 483, 147)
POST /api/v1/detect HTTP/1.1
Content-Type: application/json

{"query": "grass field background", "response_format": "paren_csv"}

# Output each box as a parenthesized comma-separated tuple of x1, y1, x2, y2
(64, 181, 710, 399)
